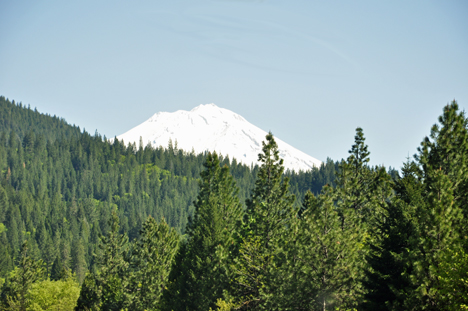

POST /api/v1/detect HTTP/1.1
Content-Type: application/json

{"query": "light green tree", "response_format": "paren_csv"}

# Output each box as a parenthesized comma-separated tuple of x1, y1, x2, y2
(27, 272, 80, 311)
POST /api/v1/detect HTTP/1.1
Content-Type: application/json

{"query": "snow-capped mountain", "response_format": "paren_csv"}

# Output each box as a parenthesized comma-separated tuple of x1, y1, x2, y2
(117, 104, 322, 172)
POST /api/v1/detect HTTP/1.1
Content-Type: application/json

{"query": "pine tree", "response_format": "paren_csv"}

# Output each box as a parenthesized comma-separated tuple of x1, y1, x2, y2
(127, 216, 179, 310)
(363, 161, 421, 310)
(75, 210, 129, 310)
(0, 234, 13, 279)
(0, 240, 45, 311)
(399, 101, 468, 310)
(232, 133, 296, 310)
(284, 185, 366, 310)
(51, 255, 67, 281)
(162, 152, 242, 311)
(332, 127, 392, 309)
(71, 238, 87, 284)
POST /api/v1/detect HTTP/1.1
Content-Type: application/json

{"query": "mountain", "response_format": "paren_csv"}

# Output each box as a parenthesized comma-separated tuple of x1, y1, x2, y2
(117, 104, 322, 172)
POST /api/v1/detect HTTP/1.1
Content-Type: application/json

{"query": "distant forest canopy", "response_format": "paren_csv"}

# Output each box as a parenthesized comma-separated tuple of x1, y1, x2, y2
(2, 95, 466, 310)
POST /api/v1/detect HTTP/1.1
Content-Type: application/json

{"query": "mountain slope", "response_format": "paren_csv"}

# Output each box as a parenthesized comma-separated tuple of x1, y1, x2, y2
(117, 104, 321, 172)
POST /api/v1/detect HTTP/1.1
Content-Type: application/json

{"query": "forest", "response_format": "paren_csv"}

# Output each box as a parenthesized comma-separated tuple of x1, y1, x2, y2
(0, 96, 466, 310)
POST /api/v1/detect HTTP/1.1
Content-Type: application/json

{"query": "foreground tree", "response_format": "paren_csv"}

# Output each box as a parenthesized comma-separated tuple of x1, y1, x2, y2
(282, 187, 363, 310)
(0, 241, 46, 311)
(27, 271, 80, 311)
(162, 152, 242, 311)
(403, 101, 467, 310)
(363, 161, 421, 310)
(231, 133, 296, 310)
(126, 216, 179, 310)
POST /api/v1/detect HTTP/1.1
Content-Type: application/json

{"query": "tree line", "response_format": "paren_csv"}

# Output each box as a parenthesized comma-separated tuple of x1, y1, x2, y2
(0, 97, 465, 310)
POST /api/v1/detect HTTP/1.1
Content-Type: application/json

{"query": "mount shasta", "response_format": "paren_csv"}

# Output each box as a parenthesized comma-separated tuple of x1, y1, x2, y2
(117, 104, 322, 172)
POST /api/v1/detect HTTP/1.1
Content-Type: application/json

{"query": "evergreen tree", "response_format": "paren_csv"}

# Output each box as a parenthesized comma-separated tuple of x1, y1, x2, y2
(232, 133, 296, 310)
(51, 255, 67, 281)
(0, 240, 46, 311)
(163, 152, 242, 311)
(75, 211, 129, 310)
(71, 238, 87, 284)
(363, 161, 421, 310)
(403, 102, 467, 310)
(332, 127, 393, 309)
(127, 216, 179, 310)
(0, 237, 13, 280)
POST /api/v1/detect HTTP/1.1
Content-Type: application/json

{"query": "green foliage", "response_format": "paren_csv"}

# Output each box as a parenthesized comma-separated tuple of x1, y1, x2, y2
(0, 241, 46, 311)
(286, 187, 363, 310)
(75, 211, 129, 310)
(437, 247, 468, 310)
(74, 273, 100, 311)
(209, 298, 237, 311)
(2, 95, 468, 310)
(403, 101, 467, 310)
(50, 256, 67, 282)
(127, 216, 179, 310)
(162, 152, 242, 311)
(232, 133, 296, 310)
(27, 275, 80, 311)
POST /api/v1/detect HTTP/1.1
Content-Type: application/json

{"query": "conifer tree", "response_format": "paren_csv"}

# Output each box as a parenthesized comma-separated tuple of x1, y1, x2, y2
(0, 240, 45, 311)
(162, 152, 242, 311)
(419, 101, 468, 248)
(0, 235, 13, 280)
(75, 210, 129, 310)
(363, 161, 421, 310)
(126, 216, 179, 310)
(71, 238, 87, 284)
(51, 255, 67, 281)
(403, 101, 467, 309)
(232, 133, 295, 310)
(333, 127, 392, 309)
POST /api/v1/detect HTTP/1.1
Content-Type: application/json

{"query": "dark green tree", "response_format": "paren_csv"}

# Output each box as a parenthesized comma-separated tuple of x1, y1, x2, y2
(362, 161, 421, 310)
(71, 238, 87, 284)
(75, 211, 129, 311)
(50, 255, 67, 281)
(162, 152, 242, 311)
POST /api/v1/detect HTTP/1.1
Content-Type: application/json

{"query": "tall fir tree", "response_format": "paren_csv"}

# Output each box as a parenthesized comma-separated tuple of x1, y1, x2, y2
(71, 238, 87, 284)
(333, 127, 393, 309)
(127, 216, 179, 310)
(231, 133, 296, 310)
(363, 161, 421, 310)
(75, 210, 129, 311)
(403, 101, 467, 310)
(162, 152, 242, 311)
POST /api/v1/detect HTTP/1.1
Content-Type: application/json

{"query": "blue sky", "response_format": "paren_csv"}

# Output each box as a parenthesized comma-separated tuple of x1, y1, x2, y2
(1, 0, 467, 169)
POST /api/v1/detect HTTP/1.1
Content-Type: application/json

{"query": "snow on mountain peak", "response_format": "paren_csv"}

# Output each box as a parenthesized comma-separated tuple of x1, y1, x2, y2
(117, 104, 322, 172)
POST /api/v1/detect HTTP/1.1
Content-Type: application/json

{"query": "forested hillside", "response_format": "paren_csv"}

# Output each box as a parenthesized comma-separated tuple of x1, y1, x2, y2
(1, 96, 465, 310)
(0, 96, 336, 299)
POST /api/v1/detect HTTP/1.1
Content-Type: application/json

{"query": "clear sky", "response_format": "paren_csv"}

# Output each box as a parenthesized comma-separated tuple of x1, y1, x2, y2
(1, 0, 467, 169)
